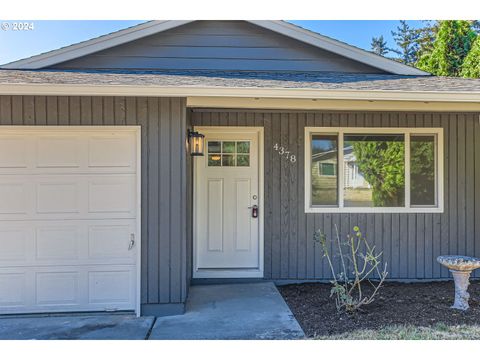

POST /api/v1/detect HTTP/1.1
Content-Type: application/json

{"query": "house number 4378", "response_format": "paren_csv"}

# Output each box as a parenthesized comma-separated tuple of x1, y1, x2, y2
(273, 143, 297, 163)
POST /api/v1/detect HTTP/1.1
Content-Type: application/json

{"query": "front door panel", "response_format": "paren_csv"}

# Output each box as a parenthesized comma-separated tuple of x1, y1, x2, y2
(195, 128, 261, 276)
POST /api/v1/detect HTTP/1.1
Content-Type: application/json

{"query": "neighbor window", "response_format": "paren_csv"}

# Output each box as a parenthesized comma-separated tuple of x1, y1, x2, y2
(305, 128, 443, 213)
(319, 163, 336, 176)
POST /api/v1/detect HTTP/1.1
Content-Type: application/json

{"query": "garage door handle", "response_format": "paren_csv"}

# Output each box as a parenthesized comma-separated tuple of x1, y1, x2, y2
(128, 234, 135, 250)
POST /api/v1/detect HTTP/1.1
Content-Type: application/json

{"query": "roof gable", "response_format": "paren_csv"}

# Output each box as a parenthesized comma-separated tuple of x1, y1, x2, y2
(48, 21, 390, 74)
(1, 20, 429, 76)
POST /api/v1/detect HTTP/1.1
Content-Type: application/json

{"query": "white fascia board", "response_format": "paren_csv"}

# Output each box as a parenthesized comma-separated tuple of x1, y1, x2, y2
(248, 21, 430, 76)
(0, 83, 479, 103)
(1, 20, 194, 69)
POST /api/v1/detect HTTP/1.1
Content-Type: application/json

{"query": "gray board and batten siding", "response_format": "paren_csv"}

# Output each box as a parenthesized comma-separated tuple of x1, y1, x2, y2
(50, 21, 387, 73)
(0, 95, 188, 316)
(2, 93, 480, 315)
(191, 109, 480, 281)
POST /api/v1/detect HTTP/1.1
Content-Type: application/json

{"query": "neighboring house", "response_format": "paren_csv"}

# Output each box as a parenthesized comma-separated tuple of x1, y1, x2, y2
(311, 146, 370, 207)
(343, 147, 369, 189)
(312, 146, 369, 189)
(312, 148, 338, 192)
(0, 20, 480, 317)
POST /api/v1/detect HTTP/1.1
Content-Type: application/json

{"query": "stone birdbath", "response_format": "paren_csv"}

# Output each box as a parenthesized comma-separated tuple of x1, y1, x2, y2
(437, 255, 480, 310)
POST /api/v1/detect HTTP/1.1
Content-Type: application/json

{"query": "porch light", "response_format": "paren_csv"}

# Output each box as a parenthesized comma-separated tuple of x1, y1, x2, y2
(188, 130, 205, 156)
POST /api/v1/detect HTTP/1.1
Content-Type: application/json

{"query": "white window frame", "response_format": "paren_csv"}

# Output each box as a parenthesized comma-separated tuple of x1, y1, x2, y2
(305, 127, 444, 213)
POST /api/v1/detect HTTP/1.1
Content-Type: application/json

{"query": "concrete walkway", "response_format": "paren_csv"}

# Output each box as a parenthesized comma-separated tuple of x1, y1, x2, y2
(149, 282, 305, 340)
(0, 282, 304, 340)
(0, 314, 155, 340)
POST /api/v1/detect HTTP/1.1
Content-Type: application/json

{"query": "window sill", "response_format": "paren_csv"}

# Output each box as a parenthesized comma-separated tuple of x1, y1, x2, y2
(305, 207, 444, 214)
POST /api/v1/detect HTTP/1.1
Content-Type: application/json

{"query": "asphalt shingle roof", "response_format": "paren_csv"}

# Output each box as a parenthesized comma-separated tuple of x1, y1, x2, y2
(1, 69, 480, 93)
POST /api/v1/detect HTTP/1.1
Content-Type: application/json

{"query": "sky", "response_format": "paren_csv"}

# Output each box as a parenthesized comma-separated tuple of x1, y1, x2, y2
(0, 20, 426, 65)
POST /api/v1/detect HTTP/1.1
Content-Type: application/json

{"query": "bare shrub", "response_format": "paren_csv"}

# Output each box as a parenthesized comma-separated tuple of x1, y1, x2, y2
(314, 225, 388, 313)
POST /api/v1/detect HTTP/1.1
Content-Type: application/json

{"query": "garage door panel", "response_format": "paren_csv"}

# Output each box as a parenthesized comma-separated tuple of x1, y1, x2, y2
(88, 135, 136, 169)
(1, 265, 136, 312)
(0, 228, 29, 262)
(88, 225, 134, 261)
(35, 227, 79, 261)
(0, 182, 28, 215)
(37, 182, 80, 214)
(0, 175, 136, 221)
(0, 128, 139, 315)
(36, 136, 82, 168)
(88, 269, 134, 305)
(35, 271, 80, 306)
(0, 220, 136, 267)
(88, 177, 136, 215)
(0, 130, 137, 175)
(0, 136, 30, 169)
(0, 272, 27, 307)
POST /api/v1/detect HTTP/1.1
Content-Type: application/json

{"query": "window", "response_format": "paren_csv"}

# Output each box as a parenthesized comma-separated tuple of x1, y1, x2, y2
(207, 140, 250, 167)
(311, 134, 338, 206)
(305, 127, 443, 213)
(319, 163, 336, 176)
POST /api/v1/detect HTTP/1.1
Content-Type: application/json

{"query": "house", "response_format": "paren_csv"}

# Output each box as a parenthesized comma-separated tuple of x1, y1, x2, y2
(343, 147, 369, 190)
(311, 146, 370, 206)
(0, 20, 479, 317)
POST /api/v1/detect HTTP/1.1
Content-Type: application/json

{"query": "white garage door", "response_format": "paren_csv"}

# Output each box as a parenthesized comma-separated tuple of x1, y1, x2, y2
(0, 127, 140, 315)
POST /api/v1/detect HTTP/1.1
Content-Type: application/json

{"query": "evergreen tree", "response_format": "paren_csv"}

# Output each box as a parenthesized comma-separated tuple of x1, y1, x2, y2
(390, 20, 420, 65)
(471, 20, 480, 34)
(352, 141, 405, 207)
(371, 35, 388, 56)
(417, 20, 477, 76)
(414, 20, 439, 58)
(461, 35, 480, 78)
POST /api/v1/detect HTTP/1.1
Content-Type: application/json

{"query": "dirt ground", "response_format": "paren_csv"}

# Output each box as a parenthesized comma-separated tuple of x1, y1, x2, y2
(278, 281, 480, 338)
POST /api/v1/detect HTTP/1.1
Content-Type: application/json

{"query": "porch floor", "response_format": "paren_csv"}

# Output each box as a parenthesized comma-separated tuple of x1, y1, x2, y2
(149, 282, 305, 340)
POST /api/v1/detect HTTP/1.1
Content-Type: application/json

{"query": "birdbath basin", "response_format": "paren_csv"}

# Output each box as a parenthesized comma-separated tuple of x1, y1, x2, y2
(437, 255, 480, 310)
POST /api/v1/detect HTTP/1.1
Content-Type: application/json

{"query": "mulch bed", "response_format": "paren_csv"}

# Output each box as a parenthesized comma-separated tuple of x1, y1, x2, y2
(278, 281, 480, 338)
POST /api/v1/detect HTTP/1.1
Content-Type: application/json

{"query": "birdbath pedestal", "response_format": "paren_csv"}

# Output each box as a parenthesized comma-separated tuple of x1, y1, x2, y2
(437, 255, 480, 311)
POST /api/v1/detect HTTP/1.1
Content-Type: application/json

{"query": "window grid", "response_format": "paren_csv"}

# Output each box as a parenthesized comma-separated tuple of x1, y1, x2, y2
(305, 127, 444, 214)
(207, 140, 250, 167)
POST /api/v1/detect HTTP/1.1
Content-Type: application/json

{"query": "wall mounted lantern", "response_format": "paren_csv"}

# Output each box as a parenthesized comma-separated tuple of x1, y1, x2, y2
(188, 130, 205, 156)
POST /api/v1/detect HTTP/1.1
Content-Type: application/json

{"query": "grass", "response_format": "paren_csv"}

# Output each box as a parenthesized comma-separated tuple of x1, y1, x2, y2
(315, 324, 480, 340)
(312, 188, 374, 207)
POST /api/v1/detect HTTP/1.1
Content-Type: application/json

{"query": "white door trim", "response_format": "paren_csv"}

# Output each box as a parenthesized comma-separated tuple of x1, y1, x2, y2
(193, 126, 264, 279)
(0, 126, 142, 316)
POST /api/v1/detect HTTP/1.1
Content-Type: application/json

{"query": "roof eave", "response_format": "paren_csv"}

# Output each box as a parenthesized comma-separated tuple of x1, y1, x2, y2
(0, 83, 477, 102)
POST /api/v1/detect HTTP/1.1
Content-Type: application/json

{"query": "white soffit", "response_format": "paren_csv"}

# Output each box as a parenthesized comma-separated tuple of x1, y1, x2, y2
(0, 84, 478, 103)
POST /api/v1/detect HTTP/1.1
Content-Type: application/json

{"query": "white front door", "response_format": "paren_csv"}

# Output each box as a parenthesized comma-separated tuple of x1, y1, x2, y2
(194, 127, 263, 278)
